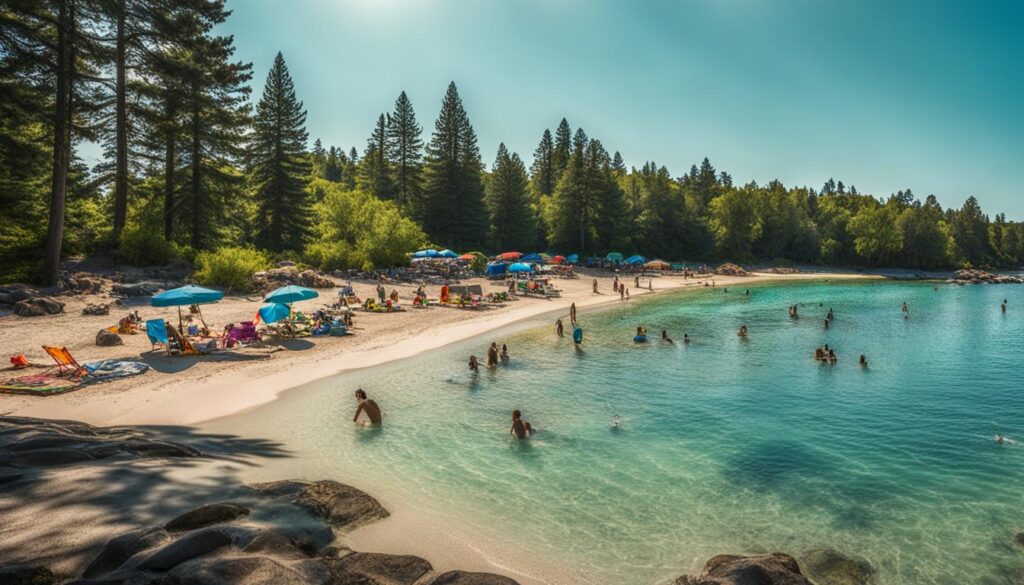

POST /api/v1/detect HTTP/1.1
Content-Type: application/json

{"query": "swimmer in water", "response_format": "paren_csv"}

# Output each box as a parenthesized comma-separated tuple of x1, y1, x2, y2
(859, 354, 868, 367)
(500, 343, 509, 362)
(556, 318, 564, 337)
(824, 319, 829, 330)
(353, 389, 382, 426)
(901, 302, 909, 313)
(510, 410, 533, 440)
(610, 414, 621, 428)
(683, 333, 690, 343)
(661, 329, 673, 343)
(996, 434, 1005, 444)
(468, 355, 479, 371)
(738, 325, 748, 337)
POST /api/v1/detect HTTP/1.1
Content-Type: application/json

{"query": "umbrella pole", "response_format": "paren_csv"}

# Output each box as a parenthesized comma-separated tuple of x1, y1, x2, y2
(197, 305, 209, 333)
(177, 306, 183, 335)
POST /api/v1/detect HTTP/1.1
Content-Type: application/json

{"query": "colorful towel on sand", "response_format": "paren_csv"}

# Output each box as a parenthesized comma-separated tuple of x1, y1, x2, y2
(0, 373, 80, 396)
(80, 360, 150, 385)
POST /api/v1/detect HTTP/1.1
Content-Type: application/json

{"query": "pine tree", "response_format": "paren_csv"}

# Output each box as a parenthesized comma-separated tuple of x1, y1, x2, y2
(551, 118, 572, 180)
(386, 91, 422, 209)
(420, 82, 487, 249)
(529, 129, 555, 198)
(359, 113, 393, 200)
(311, 138, 326, 179)
(325, 146, 342, 182)
(486, 143, 535, 251)
(250, 51, 309, 253)
(611, 151, 625, 174)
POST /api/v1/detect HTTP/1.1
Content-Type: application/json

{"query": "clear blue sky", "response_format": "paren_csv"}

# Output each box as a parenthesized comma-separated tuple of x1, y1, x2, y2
(220, 0, 1024, 218)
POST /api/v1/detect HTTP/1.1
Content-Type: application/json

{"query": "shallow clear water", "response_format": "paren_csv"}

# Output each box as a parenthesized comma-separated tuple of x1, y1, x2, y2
(204, 280, 1024, 584)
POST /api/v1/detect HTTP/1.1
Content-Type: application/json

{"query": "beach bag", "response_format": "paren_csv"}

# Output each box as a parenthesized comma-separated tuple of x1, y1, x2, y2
(10, 354, 29, 368)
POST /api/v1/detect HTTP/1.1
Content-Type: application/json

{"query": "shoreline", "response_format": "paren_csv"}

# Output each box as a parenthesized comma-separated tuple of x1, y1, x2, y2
(2, 270, 881, 428)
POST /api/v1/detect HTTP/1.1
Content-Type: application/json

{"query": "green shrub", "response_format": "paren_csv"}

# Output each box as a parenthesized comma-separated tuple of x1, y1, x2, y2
(193, 246, 270, 293)
(116, 225, 180, 266)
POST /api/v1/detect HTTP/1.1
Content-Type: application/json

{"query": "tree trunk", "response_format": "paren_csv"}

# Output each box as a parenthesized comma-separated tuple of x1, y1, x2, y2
(163, 120, 175, 241)
(112, 0, 128, 237)
(42, 0, 71, 286)
(190, 102, 201, 249)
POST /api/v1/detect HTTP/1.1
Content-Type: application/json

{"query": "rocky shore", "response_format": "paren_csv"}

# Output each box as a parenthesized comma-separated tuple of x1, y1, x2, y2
(0, 418, 886, 585)
(948, 268, 1024, 284)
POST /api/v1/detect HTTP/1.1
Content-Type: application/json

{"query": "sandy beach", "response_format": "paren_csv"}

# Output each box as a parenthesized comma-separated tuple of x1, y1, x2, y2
(0, 268, 885, 584)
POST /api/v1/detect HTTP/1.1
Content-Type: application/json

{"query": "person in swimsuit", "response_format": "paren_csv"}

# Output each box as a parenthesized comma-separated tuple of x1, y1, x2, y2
(487, 343, 499, 367)
(500, 344, 509, 362)
(738, 325, 748, 337)
(661, 330, 673, 343)
(570, 302, 577, 325)
(556, 318, 564, 337)
(469, 355, 479, 371)
(353, 389, 382, 425)
(683, 333, 690, 343)
(510, 410, 533, 439)
(859, 354, 868, 367)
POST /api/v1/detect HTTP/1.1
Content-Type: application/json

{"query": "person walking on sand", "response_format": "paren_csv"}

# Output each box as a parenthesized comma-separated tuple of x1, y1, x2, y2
(570, 302, 577, 325)
(635, 275, 640, 288)
(556, 318, 564, 337)
(620, 286, 625, 301)
(593, 278, 599, 293)
(353, 389, 382, 426)
(626, 288, 630, 301)
(510, 410, 533, 440)
(376, 283, 386, 304)
(648, 279, 653, 291)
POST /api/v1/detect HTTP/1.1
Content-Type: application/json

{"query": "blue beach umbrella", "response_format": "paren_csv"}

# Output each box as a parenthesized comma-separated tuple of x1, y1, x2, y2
(438, 249, 459, 258)
(257, 302, 291, 325)
(606, 252, 624, 262)
(264, 285, 319, 305)
(625, 254, 646, 265)
(151, 284, 224, 332)
(520, 252, 542, 263)
(508, 262, 534, 273)
(412, 249, 440, 258)
(566, 253, 579, 264)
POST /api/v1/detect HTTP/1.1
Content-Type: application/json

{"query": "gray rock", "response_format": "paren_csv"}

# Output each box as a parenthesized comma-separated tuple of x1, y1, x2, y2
(327, 552, 431, 585)
(430, 571, 519, 585)
(0, 564, 55, 585)
(83, 527, 172, 578)
(801, 548, 875, 585)
(13, 297, 65, 317)
(96, 330, 124, 346)
(678, 553, 813, 585)
(167, 555, 331, 585)
(137, 528, 233, 572)
(83, 304, 111, 316)
(0, 286, 39, 303)
(246, 480, 309, 498)
(165, 503, 250, 532)
(292, 480, 389, 531)
(240, 530, 309, 559)
(113, 282, 165, 297)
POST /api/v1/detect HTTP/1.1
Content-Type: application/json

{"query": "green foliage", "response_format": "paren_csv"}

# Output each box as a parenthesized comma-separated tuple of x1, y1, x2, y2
(194, 246, 270, 292)
(485, 144, 536, 251)
(305, 180, 427, 271)
(116, 225, 181, 267)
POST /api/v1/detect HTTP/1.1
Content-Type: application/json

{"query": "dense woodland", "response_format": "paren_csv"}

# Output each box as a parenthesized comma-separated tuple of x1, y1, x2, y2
(2, 0, 1022, 286)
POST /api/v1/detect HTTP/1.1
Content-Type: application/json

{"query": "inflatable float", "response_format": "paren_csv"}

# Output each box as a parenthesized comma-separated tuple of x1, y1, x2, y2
(573, 326, 583, 344)
(634, 335, 648, 343)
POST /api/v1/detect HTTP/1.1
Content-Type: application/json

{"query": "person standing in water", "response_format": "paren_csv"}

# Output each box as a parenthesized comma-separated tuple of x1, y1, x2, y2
(738, 325, 748, 337)
(500, 344, 509, 362)
(824, 319, 829, 330)
(859, 354, 868, 367)
(1002, 300, 1007, 313)
(468, 355, 479, 371)
(570, 302, 577, 325)
(683, 333, 690, 343)
(353, 389, 382, 425)
(661, 330, 673, 343)
(556, 318, 564, 337)
(510, 410, 533, 439)
(487, 343, 499, 367)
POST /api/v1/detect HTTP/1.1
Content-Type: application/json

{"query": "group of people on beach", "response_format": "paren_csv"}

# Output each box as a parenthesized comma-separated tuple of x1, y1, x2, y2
(610, 276, 631, 301)
(468, 341, 510, 371)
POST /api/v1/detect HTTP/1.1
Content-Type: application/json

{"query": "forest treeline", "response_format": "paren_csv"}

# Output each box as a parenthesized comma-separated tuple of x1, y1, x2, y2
(2, 0, 1022, 286)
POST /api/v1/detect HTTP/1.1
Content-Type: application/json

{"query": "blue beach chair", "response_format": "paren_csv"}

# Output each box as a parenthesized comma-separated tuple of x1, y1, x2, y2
(146, 319, 169, 351)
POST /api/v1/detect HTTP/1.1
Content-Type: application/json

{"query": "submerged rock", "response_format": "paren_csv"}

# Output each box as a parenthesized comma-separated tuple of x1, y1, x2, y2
(800, 548, 875, 585)
(164, 503, 250, 532)
(83, 527, 172, 578)
(677, 553, 813, 585)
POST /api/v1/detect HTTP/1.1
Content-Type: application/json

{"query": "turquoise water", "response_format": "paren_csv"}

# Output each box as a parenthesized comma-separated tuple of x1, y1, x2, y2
(204, 280, 1024, 584)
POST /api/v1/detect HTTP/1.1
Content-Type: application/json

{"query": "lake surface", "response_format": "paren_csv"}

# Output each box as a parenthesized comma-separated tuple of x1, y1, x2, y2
(204, 280, 1024, 584)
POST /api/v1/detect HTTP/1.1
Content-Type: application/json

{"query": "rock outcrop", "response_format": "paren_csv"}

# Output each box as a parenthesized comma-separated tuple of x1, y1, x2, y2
(13, 297, 65, 317)
(676, 553, 813, 585)
(799, 548, 874, 585)
(164, 503, 251, 532)
(950, 269, 1024, 284)
(251, 267, 334, 291)
(82, 303, 111, 316)
(714, 263, 750, 277)
(247, 479, 389, 531)
(83, 527, 172, 578)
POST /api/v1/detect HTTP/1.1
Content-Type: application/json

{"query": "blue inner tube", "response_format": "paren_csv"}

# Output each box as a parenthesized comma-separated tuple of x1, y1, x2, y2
(573, 327, 583, 344)
(634, 335, 648, 343)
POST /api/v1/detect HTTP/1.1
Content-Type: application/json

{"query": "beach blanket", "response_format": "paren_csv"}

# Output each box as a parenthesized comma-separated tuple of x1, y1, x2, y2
(0, 373, 81, 396)
(80, 360, 150, 385)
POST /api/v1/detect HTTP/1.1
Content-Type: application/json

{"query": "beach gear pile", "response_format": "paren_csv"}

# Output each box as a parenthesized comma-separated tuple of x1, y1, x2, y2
(0, 346, 150, 396)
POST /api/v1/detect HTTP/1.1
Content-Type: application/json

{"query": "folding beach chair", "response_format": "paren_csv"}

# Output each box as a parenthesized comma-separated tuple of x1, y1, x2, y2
(42, 346, 87, 378)
(165, 323, 199, 356)
(146, 319, 170, 352)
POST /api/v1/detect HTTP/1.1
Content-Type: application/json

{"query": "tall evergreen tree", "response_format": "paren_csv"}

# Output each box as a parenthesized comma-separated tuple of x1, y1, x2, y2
(359, 113, 393, 200)
(551, 118, 572, 180)
(386, 90, 422, 209)
(250, 51, 309, 253)
(419, 82, 487, 249)
(529, 128, 555, 198)
(485, 143, 535, 251)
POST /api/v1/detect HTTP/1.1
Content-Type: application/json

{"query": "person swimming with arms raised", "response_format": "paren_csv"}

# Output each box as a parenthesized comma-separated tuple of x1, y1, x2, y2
(353, 389, 382, 426)
(510, 410, 533, 440)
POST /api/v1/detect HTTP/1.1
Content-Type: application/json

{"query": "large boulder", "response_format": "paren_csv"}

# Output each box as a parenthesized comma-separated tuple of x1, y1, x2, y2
(96, 329, 124, 347)
(800, 549, 874, 585)
(13, 297, 65, 317)
(430, 572, 519, 585)
(83, 303, 111, 316)
(168, 555, 332, 585)
(326, 552, 431, 585)
(0, 285, 39, 304)
(292, 480, 389, 530)
(165, 503, 250, 532)
(83, 527, 172, 578)
(0, 564, 55, 585)
(677, 553, 813, 585)
(137, 528, 234, 572)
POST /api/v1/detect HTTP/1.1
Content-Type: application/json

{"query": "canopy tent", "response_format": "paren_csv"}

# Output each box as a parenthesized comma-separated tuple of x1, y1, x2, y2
(486, 262, 508, 277)
(539, 253, 553, 262)
(412, 249, 440, 258)
(151, 284, 224, 332)
(459, 253, 476, 261)
(606, 252, 624, 262)
(264, 285, 319, 305)
(508, 262, 534, 273)
(520, 252, 543, 263)
(438, 249, 459, 259)
(496, 251, 522, 260)
(566, 254, 579, 264)
(644, 260, 671, 270)
(625, 254, 646, 265)
(551, 255, 566, 264)
(257, 302, 291, 325)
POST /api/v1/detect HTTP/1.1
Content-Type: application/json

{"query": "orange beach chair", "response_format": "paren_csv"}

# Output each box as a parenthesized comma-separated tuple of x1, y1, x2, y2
(42, 345, 87, 378)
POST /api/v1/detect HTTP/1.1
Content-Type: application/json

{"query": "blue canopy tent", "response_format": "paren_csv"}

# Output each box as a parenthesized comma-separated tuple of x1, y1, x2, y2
(508, 262, 534, 273)
(412, 249, 440, 258)
(258, 302, 291, 325)
(606, 252, 624, 263)
(438, 249, 459, 259)
(625, 254, 646, 265)
(486, 262, 508, 278)
(566, 254, 579, 264)
(151, 284, 224, 333)
(520, 252, 543, 263)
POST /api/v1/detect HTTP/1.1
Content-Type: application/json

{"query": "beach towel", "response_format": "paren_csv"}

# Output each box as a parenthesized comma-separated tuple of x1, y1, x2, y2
(80, 360, 150, 385)
(0, 373, 80, 396)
